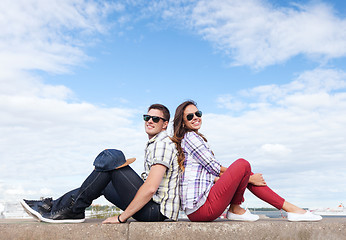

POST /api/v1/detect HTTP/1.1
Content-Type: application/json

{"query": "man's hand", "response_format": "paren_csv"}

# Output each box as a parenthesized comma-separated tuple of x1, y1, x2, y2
(249, 173, 267, 186)
(102, 216, 120, 224)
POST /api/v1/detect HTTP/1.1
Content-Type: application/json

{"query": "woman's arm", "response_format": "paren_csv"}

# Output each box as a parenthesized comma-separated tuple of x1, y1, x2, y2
(220, 166, 227, 176)
(184, 132, 221, 176)
(213, 166, 228, 183)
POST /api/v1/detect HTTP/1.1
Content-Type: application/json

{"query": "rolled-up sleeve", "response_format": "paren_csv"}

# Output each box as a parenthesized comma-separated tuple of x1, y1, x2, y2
(151, 141, 174, 169)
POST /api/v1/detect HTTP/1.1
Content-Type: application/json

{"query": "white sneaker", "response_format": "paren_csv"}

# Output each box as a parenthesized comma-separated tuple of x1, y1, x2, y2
(226, 209, 260, 222)
(287, 211, 322, 222)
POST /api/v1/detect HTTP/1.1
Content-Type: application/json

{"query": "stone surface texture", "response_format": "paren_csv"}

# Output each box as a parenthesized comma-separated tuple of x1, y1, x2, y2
(0, 218, 345, 240)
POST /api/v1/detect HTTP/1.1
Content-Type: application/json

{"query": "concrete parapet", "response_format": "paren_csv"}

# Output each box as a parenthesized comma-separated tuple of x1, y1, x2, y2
(0, 218, 345, 240)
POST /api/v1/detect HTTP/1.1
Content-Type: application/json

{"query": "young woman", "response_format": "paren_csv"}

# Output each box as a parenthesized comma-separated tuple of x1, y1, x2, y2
(172, 100, 322, 222)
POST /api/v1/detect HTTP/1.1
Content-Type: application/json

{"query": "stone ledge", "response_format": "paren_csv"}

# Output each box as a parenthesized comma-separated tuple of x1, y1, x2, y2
(0, 218, 345, 240)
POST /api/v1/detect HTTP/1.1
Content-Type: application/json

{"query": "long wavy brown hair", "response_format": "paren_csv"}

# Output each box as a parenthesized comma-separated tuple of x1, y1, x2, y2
(172, 100, 207, 171)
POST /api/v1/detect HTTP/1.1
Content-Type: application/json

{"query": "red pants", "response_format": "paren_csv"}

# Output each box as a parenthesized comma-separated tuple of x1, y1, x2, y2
(188, 159, 285, 222)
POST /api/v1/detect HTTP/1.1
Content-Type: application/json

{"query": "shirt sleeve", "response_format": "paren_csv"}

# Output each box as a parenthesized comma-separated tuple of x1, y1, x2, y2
(151, 140, 174, 169)
(184, 132, 221, 176)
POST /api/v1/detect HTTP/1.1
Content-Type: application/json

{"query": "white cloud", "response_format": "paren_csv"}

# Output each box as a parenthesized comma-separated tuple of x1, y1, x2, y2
(217, 94, 246, 111)
(0, 0, 121, 73)
(260, 144, 292, 156)
(0, 83, 147, 201)
(218, 68, 346, 111)
(210, 68, 346, 207)
(187, 0, 346, 68)
(0, 0, 147, 203)
(120, 1, 346, 68)
(1, 0, 345, 210)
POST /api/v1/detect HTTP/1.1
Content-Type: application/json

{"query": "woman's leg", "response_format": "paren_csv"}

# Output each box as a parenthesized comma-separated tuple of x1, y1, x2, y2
(282, 201, 306, 214)
(247, 177, 322, 221)
(246, 179, 285, 210)
(188, 158, 251, 222)
(247, 175, 306, 213)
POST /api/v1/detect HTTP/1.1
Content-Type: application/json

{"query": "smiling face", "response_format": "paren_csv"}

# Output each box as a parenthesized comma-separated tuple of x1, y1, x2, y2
(183, 104, 202, 132)
(144, 108, 168, 139)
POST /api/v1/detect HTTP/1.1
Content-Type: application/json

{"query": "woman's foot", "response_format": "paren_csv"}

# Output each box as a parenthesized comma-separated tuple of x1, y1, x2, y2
(282, 201, 306, 214)
(287, 211, 322, 222)
(227, 205, 259, 222)
(226, 209, 260, 222)
(283, 201, 322, 222)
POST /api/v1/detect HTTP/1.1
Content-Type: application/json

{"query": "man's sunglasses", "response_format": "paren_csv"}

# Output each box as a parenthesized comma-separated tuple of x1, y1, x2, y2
(143, 115, 167, 123)
(186, 111, 202, 121)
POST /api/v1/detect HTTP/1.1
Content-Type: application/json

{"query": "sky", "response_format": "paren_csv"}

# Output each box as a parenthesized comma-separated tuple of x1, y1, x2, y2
(1, 0, 346, 210)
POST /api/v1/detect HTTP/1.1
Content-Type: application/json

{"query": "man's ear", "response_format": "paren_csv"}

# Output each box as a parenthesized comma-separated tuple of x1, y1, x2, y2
(162, 121, 169, 130)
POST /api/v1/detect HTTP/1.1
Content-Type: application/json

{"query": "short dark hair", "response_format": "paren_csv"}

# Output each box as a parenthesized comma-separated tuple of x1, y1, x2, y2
(148, 104, 170, 122)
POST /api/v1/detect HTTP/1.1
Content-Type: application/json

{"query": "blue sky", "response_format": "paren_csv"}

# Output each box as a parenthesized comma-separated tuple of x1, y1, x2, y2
(1, 0, 346, 209)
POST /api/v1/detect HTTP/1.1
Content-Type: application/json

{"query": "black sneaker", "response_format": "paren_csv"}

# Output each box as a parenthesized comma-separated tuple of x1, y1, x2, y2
(40, 206, 85, 223)
(20, 198, 53, 221)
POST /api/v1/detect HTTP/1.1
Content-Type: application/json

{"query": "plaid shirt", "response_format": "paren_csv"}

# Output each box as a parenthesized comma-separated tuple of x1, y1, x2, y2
(142, 130, 180, 221)
(180, 131, 221, 215)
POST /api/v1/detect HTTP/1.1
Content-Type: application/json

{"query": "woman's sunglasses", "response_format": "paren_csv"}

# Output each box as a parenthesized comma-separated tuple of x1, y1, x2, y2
(186, 111, 202, 121)
(143, 115, 167, 123)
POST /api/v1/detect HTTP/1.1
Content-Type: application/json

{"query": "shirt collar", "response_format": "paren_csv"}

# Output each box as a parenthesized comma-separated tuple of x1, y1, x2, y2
(147, 130, 167, 146)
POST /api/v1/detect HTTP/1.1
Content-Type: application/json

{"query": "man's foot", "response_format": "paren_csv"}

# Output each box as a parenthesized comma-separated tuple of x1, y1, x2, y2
(20, 198, 53, 221)
(287, 211, 322, 222)
(226, 209, 260, 222)
(21, 198, 85, 223)
(40, 206, 85, 223)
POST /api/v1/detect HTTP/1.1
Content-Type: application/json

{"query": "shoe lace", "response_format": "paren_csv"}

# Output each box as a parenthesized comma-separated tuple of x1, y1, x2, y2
(40, 197, 53, 211)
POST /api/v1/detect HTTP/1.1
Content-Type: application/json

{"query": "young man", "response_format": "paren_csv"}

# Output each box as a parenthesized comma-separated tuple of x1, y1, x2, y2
(21, 104, 180, 223)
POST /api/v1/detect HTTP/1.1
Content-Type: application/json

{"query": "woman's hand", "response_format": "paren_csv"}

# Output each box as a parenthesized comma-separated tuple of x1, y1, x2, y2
(249, 173, 267, 186)
(214, 177, 220, 183)
(102, 216, 120, 224)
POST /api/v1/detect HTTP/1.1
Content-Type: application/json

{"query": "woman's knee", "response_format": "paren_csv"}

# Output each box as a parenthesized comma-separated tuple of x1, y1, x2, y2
(232, 158, 251, 172)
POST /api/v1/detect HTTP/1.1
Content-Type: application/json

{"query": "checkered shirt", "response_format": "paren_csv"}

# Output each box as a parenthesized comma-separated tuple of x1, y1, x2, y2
(142, 131, 180, 221)
(180, 131, 221, 214)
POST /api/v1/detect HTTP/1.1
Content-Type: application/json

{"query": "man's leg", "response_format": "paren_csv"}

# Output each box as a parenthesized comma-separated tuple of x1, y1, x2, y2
(44, 166, 165, 222)
(21, 188, 80, 221)
(102, 183, 128, 210)
(21, 149, 128, 223)
(27, 170, 112, 223)
(22, 166, 165, 223)
(104, 166, 166, 222)
(70, 170, 112, 213)
(22, 172, 121, 223)
(50, 188, 80, 212)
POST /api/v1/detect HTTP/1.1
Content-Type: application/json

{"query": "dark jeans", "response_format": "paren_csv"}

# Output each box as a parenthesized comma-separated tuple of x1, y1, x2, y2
(51, 166, 166, 221)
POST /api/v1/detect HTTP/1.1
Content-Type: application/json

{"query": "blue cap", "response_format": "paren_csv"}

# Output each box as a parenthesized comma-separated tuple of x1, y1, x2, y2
(93, 149, 126, 171)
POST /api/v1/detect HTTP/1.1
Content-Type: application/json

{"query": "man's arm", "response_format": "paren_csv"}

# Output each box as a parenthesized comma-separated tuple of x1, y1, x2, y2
(102, 164, 167, 224)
